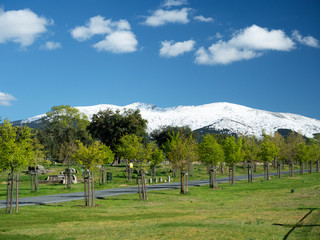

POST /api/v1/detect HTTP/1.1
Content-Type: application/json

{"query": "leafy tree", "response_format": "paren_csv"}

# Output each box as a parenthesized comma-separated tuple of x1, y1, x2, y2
(149, 143, 164, 179)
(150, 126, 198, 149)
(88, 109, 147, 164)
(285, 132, 305, 177)
(295, 142, 312, 174)
(223, 136, 244, 185)
(243, 136, 260, 182)
(198, 134, 224, 189)
(308, 139, 320, 173)
(0, 120, 34, 213)
(37, 105, 91, 162)
(270, 132, 286, 178)
(258, 134, 279, 180)
(165, 132, 199, 194)
(72, 141, 113, 207)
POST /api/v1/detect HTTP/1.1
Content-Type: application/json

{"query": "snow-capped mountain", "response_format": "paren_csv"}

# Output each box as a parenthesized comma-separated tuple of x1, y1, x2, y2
(17, 102, 320, 138)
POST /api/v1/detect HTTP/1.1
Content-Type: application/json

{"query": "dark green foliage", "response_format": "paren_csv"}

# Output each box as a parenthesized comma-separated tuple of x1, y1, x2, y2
(36, 105, 91, 161)
(87, 109, 147, 152)
(150, 125, 198, 149)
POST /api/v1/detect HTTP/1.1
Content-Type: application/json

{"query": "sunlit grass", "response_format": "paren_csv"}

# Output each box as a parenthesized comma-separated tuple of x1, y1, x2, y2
(1, 173, 319, 239)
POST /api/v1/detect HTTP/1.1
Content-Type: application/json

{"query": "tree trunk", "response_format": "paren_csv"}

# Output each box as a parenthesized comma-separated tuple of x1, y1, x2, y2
(91, 172, 95, 207)
(16, 172, 19, 213)
(84, 172, 88, 206)
(6, 173, 11, 213)
(143, 172, 148, 200)
(243, 160, 247, 173)
(251, 162, 255, 182)
(228, 166, 231, 184)
(10, 170, 14, 214)
(88, 171, 91, 207)
(180, 171, 185, 194)
(300, 161, 304, 175)
(310, 161, 313, 174)
(213, 165, 217, 188)
(316, 160, 319, 173)
(209, 168, 213, 189)
(185, 172, 188, 193)
(137, 176, 142, 200)
(232, 164, 235, 185)
(267, 162, 270, 180)
(35, 170, 39, 192)
(220, 163, 224, 175)
(291, 161, 294, 177)
(31, 174, 34, 192)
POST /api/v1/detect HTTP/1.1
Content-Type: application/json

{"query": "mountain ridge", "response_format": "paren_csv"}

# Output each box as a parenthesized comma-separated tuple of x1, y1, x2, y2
(14, 102, 320, 138)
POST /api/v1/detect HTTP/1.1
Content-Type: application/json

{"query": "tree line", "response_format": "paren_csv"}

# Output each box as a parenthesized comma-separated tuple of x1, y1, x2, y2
(1, 105, 320, 213)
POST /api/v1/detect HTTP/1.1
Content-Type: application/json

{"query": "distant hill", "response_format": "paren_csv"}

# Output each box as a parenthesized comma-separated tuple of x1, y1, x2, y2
(13, 102, 320, 138)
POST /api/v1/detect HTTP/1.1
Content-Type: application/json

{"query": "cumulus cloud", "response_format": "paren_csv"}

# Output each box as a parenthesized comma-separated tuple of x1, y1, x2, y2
(162, 0, 188, 8)
(194, 15, 213, 23)
(0, 8, 51, 47)
(144, 8, 190, 27)
(71, 16, 137, 54)
(292, 30, 319, 48)
(70, 16, 130, 41)
(93, 31, 138, 53)
(0, 91, 16, 106)
(195, 25, 295, 65)
(41, 41, 61, 50)
(160, 40, 195, 57)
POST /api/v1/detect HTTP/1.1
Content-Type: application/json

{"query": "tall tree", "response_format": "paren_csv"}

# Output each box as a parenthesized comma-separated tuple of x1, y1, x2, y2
(295, 142, 312, 174)
(37, 105, 91, 161)
(285, 132, 305, 177)
(198, 134, 225, 189)
(270, 132, 286, 178)
(243, 136, 260, 182)
(150, 126, 197, 149)
(72, 141, 113, 207)
(165, 132, 198, 194)
(223, 136, 244, 185)
(258, 134, 279, 180)
(88, 109, 147, 164)
(0, 120, 34, 213)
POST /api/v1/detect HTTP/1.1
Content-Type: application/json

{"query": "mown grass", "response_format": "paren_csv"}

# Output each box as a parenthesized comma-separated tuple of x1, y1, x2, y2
(0, 162, 300, 200)
(0, 173, 319, 240)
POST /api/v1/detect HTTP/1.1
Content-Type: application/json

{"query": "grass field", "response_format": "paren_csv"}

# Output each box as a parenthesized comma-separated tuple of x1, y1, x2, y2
(0, 162, 301, 200)
(0, 172, 319, 240)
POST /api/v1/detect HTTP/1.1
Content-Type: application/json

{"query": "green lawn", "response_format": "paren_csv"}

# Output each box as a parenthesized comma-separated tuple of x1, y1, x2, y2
(0, 162, 301, 200)
(1, 172, 319, 240)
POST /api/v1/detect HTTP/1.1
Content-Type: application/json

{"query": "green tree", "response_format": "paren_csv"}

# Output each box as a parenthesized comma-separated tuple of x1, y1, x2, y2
(165, 132, 198, 194)
(0, 120, 34, 213)
(258, 134, 279, 180)
(198, 134, 224, 189)
(88, 109, 147, 164)
(72, 141, 113, 207)
(285, 132, 305, 177)
(270, 132, 286, 178)
(243, 136, 260, 182)
(223, 136, 244, 185)
(295, 142, 312, 174)
(37, 105, 91, 162)
(150, 126, 198, 149)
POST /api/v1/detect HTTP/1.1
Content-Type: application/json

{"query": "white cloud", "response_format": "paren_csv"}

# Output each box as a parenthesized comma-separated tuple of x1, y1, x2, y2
(292, 30, 319, 48)
(0, 8, 51, 47)
(144, 8, 190, 27)
(195, 25, 295, 65)
(162, 0, 188, 8)
(41, 41, 61, 50)
(93, 31, 138, 53)
(160, 40, 195, 57)
(0, 92, 16, 106)
(71, 16, 137, 54)
(70, 16, 130, 41)
(194, 15, 213, 23)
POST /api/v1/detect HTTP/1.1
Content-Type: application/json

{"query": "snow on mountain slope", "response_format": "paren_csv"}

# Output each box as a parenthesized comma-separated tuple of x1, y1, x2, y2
(22, 102, 320, 138)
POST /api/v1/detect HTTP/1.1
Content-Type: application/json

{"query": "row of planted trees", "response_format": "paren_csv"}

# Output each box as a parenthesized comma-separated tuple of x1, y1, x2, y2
(1, 104, 320, 212)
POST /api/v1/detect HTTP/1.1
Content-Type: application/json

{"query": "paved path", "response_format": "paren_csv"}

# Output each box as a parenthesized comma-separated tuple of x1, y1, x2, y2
(0, 170, 303, 209)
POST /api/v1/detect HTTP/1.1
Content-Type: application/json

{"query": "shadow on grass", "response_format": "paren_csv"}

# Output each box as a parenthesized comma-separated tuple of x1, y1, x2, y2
(273, 208, 320, 240)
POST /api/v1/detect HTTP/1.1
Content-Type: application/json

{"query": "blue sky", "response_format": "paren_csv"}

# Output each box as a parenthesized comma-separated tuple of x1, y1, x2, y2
(0, 0, 319, 121)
